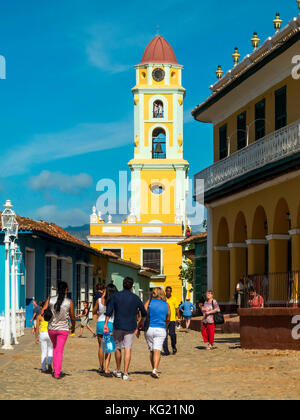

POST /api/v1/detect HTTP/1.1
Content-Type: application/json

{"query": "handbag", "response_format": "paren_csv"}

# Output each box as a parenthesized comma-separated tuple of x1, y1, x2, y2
(212, 300, 224, 325)
(43, 299, 53, 322)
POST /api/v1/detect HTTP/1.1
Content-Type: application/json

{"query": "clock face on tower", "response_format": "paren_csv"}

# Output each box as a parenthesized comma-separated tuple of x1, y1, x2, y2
(152, 68, 165, 82)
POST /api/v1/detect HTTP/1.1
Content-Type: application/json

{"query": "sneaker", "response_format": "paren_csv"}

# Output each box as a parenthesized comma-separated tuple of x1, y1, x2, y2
(161, 352, 170, 356)
(151, 369, 159, 379)
(172, 348, 178, 355)
(113, 370, 122, 378)
(122, 374, 130, 381)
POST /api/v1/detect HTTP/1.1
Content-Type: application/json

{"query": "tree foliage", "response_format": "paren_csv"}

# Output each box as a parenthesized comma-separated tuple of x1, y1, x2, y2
(179, 259, 194, 284)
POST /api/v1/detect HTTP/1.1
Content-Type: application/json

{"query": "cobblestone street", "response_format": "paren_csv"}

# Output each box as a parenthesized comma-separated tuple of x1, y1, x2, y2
(1, 323, 300, 400)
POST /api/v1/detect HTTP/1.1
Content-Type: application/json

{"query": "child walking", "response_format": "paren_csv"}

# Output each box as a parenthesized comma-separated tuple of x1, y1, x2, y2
(35, 302, 53, 374)
(77, 301, 96, 338)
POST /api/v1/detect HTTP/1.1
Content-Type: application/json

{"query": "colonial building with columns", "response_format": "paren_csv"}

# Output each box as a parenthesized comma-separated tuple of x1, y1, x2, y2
(193, 13, 300, 309)
(88, 36, 189, 302)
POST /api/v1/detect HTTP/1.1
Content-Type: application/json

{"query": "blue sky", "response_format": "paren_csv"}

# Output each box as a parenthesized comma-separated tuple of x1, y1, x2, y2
(0, 0, 298, 227)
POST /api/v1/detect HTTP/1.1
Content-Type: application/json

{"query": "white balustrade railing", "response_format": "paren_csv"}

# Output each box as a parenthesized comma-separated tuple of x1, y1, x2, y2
(0, 316, 4, 343)
(0, 309, 25, 345)
(195, 120, 300, 193)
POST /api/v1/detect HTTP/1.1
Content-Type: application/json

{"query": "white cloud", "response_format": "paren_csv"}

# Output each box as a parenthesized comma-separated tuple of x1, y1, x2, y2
(86, 24, 148, 74)
(28, 170, 93, 194)
(0, 121, 132, 178)
(35, 205, 89, 228)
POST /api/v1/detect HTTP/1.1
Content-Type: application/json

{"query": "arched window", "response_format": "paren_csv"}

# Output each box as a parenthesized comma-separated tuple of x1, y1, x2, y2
(153, 100, 164, 119)
(152, 128, 166, 159)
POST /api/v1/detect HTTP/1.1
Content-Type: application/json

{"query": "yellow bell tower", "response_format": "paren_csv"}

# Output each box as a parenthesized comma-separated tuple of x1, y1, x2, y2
(129, 36, 189, 226)
(89, 36, 189, 301)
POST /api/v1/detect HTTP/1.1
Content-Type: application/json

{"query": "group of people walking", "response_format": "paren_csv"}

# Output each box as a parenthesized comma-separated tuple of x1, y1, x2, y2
(34, 279, 221, 380)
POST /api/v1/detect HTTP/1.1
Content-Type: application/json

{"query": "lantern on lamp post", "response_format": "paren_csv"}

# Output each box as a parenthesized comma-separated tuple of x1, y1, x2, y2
(1, 200, 18, 349)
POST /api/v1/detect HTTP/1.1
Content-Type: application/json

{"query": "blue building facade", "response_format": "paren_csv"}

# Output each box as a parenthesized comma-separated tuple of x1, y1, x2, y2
(0, 216, 152, 334)
(0, 217, 115, 328)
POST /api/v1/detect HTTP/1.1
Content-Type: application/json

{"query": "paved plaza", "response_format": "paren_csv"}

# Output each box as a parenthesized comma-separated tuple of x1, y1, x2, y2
(1, 323, 300, 400)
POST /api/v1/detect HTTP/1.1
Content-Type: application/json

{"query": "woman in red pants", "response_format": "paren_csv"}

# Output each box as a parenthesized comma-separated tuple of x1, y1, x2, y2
(200, 291, 220, 350)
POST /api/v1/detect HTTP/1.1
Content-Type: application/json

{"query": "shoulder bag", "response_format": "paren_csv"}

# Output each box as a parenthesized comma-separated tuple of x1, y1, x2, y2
(212, 300, 224, 325)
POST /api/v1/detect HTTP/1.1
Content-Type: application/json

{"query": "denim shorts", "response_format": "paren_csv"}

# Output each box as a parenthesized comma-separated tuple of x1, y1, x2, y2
(96, 321, 113, 336)
(183, 316, 192, 320)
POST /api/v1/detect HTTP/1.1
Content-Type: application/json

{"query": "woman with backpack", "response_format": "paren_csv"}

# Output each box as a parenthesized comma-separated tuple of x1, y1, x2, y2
(93, 283, 118, 377)
(200, 290, 221, 350)
(42, 281, 76, 379)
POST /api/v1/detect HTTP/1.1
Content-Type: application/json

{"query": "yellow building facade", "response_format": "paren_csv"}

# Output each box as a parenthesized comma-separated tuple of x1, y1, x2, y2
(193, 14, 300, 308)
(88, 36, 189, 302)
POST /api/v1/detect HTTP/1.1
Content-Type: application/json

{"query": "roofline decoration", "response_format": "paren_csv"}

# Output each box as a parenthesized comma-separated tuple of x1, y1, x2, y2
(192, 15, 300, 120)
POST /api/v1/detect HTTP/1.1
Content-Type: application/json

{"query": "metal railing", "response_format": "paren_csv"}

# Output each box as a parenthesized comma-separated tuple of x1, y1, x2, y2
(238, 271, 300, 308)
(195, 119, 300, 193)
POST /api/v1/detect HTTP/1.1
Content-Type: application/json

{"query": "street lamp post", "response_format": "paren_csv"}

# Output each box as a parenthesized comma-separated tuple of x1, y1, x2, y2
(10, 241, 18, 344)
(1, 200, 18, 350)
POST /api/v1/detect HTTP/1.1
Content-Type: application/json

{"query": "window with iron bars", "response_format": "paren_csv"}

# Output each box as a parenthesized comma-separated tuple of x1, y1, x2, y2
(143, 249, 161, 273)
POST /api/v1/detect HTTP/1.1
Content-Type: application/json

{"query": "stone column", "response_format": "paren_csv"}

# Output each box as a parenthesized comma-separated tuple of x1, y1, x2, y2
(289, 230, 300, 271)
(289, 230, 300, 305)
(228, 243, 248, 304)
(214, 246, 230, 302)
(266, 234, 290, 303)
(246, 239, 268, 275)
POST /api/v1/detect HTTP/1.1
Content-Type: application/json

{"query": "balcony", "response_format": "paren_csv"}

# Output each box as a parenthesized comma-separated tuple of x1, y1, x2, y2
(195, 119, 300, 195)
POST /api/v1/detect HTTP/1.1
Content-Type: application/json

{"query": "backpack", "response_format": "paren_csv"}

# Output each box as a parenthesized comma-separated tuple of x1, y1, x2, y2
(43, 299, 53, 322)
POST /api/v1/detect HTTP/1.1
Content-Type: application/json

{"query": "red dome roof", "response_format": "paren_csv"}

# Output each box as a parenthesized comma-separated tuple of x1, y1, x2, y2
(140, 36, 178, 65)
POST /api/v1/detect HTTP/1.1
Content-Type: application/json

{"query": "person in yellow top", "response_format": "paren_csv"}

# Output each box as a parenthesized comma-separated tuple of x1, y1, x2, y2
(35, 302, 53, 374)
(162, 286, 180, 356)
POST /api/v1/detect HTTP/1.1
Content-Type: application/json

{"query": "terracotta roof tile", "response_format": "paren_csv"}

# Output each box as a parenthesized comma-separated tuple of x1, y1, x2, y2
(178, 232, 207, 245)
(0, 213, 119, 259)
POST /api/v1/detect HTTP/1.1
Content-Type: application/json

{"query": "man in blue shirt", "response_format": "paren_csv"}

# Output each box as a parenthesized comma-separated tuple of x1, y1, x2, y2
(179, 299, 195, 330)
(104, 277, 147, 381)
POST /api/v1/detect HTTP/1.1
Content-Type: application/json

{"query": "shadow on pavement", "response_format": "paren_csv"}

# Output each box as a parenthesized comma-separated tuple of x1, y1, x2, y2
(130, 371, 152, 376)
(87, 369, 102, 375)
(214, 337, 240, 344)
